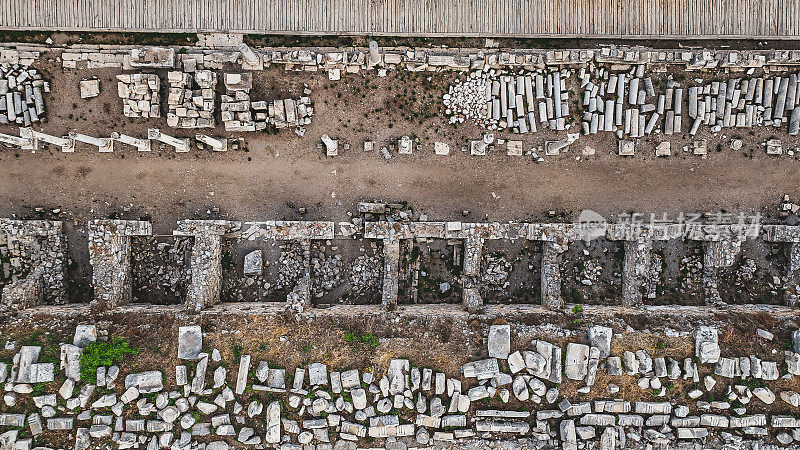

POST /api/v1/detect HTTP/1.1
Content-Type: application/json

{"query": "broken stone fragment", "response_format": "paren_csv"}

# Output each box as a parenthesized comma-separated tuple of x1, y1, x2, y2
(124, 371, 163, 394)
(587, 326, 612, 358)
(243, 250, 263, 276)
(695, 326, 721, 364)
(564, 343, 590, 381)
(487, 324, 511, 359)
(177, 326, 202, 360)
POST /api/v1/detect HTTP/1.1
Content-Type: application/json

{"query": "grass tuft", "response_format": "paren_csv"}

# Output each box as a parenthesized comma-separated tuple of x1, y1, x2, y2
(79, 338, 139, 383)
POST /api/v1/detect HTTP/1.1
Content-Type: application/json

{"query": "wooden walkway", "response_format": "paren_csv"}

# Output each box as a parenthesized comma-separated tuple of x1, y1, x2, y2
(2, 0, 799, 39)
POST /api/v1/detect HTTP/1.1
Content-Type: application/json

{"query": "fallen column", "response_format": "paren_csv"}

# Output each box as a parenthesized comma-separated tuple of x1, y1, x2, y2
(237, 43, 263, 70)
(23, 128, 74, 153)
(196, 134, 227, 152)
(789, 107, 800, 136)
(147, 128, 190, 153)
(69, 132, 113, 153)
(174, 220, 240, 313)
(111, 132, 151, 152)
(0, 131, 33, 149)
(88, 219, 152, 311)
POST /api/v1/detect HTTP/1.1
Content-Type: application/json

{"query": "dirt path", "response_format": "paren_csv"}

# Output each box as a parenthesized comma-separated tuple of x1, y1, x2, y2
(0, 146, 792, 233)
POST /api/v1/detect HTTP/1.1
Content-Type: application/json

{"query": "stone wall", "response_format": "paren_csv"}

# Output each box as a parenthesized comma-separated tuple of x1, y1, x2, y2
(87, 219, 152, 311)
(0, 219, 64, 309)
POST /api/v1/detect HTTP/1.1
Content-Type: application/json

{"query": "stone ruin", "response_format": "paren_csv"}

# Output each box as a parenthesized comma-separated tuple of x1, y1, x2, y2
(116, 73, 160, 119)
(166, 70, 216, 128)
(87, 219, 152, 311)
(0, 127, 230, 154)
(0, 215, 797, 314)
(0, 63, 47, 126)
(221, 72, 313, 134)
(0, 219, 64, 309)
(1, 321, 800, 449)
(446, 65, 800, 139)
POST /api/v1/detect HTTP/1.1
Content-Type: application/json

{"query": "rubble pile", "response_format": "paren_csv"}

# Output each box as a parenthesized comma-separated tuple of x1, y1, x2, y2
(679, 249, 704, 294)
(277, 242, 305, 290)
(645, 251, 663, 299)
(443, 72, 489, 124)
(2, 323, 800, 449)
(348, 252, 382, 295)
(0, 64, 48, 126)
(116, 73, 160, 119)
(736, 258, 758, 283)
(130, 237, 192, 303)
(310, 243, 342, 298)
(166, 70, 216, 128)
(481, 254, 511, 287)
(578, 259, 602, 287)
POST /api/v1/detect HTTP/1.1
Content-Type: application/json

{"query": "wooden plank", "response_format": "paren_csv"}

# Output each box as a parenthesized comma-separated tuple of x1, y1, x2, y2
(1, 0, 800, 38)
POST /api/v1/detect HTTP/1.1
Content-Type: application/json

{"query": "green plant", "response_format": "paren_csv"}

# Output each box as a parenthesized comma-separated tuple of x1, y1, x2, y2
(79, 338, 139, 383)
(31, 383, 46, 396)
(571, 304, 584, 315)
(231, 342, 244, 360)
(343, 332, 380, 349)
(221, 251, 234, 271)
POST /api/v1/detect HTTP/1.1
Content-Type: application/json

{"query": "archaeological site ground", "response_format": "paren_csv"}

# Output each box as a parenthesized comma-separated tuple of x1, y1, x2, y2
(3, 1, 800, 449)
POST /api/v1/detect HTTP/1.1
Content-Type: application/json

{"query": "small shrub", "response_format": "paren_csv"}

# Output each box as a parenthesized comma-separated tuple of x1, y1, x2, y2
(231, 342, 244, 360)
(80, 338, 139, 383)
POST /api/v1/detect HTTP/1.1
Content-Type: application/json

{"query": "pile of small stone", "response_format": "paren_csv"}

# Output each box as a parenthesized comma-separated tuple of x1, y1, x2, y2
(679, 250, 704, 292)
(166, 70, 216, 128)
(481, 254, 511, 287)
(348, 252, 382, 295)
(277, 242, 305, 289)
(578, 260, 602, 286)
(310, 244, 343, 298)
(0, 64, 48, 125)
(116, 73, 160, 118)
(736, 258, 758, 283)
(130, 237, 192, 302)
(444, 72, 489, 125)
(645, 252, 664, 299)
